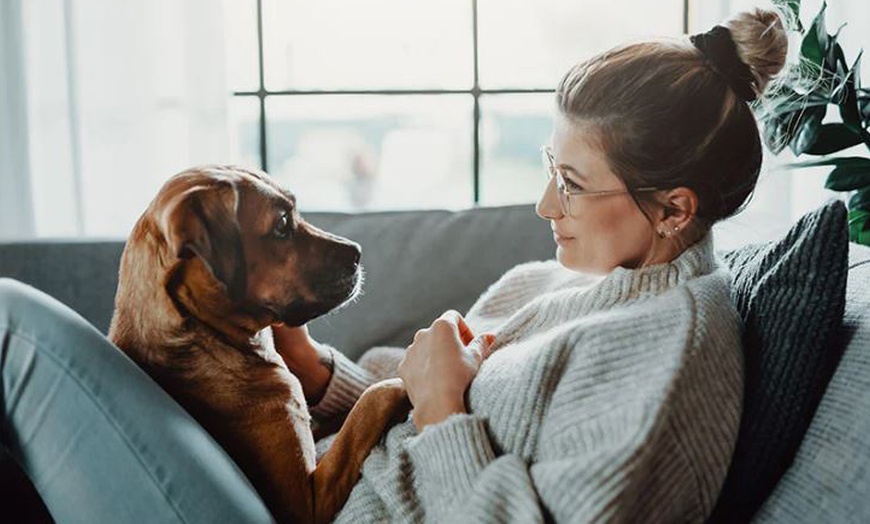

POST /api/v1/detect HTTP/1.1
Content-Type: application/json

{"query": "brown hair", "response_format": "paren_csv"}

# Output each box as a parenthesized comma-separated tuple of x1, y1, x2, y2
(555, 8, 788, 229)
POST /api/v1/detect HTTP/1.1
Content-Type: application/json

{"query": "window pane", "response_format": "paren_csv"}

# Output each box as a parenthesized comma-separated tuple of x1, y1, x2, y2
(479, 93, 554, 206)
(478, 0, 684, 89)
(265, 95, 473, 211)
(262, 0, 473, 90)
(229, 96, 261, 169)
(223, 0, 260, 92)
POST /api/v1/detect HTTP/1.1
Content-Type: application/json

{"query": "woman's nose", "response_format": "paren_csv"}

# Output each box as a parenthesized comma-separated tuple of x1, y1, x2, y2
(536, 176, 564, 220)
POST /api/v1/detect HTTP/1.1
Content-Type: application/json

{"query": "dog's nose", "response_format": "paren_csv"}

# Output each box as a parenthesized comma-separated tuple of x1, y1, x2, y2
(346, 241, 362, 266)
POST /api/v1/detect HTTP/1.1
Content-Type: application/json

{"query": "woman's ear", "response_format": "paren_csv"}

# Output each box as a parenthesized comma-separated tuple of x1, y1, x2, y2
(658, 187, 698, 233)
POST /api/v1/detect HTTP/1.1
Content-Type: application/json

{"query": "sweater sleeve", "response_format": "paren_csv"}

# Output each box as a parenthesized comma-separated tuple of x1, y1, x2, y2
(405, 298, 740, 524)
(309, 345, 406, 420)
(406, 414, 544, 523)
(308, 347, 376, 420)
(406, 409, 700, 524)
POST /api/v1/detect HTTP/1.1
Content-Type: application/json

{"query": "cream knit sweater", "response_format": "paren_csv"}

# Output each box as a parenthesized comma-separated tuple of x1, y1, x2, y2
(310, 233, 743, 523)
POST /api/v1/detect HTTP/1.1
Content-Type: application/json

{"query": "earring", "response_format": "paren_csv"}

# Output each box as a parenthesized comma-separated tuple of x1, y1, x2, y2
(658, 224, 681, 238)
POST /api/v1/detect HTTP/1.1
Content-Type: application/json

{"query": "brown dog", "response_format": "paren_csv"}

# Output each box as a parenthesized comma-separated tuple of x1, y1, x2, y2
(108, 165, 410, 523)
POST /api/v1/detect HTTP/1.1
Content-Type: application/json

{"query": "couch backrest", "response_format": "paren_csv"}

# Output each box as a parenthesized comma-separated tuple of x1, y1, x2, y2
(299, 206, 554, 359)
(0, 240, 124, 334)
(0, 205, 554, 361)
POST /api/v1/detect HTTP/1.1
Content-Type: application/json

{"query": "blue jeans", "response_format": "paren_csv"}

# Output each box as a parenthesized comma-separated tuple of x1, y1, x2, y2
(0, 278, 274, 523)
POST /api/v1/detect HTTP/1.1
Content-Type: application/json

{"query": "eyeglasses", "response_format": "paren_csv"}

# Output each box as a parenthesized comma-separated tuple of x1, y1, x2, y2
(540, 145, 662, 217)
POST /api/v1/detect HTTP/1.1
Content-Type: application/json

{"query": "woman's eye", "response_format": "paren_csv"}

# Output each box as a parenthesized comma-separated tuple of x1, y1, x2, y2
(273, 212, 291, 239)
(564, 177, 584, 192)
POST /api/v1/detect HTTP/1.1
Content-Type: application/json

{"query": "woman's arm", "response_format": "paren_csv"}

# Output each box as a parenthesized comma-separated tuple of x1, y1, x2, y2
(271, 324, 333, 403)
(398, 306, 735, 523)
(271, 324, 377, 420)
(405, 379, 699, 523)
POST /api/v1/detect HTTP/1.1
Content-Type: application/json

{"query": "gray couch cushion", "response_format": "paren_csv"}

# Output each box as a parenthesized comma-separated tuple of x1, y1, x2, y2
(304, 205, 553, 360)
(753, 243, 870, 523)
(0, 241, 124, 333)
(712, 201, 850, 523)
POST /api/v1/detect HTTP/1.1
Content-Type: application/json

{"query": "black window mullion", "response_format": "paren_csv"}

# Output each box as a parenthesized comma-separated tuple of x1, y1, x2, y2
(256, 0, 268, 172)
(683, 0, 690, 34)
(472, 0, 481, 205)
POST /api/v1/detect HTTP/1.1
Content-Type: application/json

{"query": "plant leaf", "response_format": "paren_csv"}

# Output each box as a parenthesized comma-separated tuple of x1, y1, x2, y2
(837, 52, 863, 130)
(774, 0, 803, 32)
(860, 96, 870, 126)
(805, 123, 863, 155)
(825, 164, 870, 191)
(801, 3, 828, 72)
(790, 120, 821, 156)
(825, 28, 848, 74)
(760, 91, 830, 121)
(789, 105, 827, 155)
(764, 111, 803, 154)
(849, 187, 870, 210)
(790, 156, 870, 168)
(848, 208, 870, 245)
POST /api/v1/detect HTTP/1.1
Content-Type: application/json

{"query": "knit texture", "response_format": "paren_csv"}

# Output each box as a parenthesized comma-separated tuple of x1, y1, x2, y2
(312, 233, 744, 523)
(754, 243, 870, 523)
(710, 200, 849, 523)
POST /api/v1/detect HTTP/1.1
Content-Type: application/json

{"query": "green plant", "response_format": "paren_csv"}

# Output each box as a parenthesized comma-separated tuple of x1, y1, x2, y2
(760, 0, 870, 245)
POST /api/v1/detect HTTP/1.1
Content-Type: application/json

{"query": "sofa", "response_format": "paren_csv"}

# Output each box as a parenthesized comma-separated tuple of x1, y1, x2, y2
(1, 203, 869, 523)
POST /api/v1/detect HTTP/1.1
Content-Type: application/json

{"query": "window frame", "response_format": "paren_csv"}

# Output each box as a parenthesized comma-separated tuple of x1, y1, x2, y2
(233, 0, 691, 204)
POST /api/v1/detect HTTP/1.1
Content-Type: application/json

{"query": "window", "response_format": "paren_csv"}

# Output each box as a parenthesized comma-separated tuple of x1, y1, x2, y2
(10, 0, 845, 241)
(226, 0, 686, 212)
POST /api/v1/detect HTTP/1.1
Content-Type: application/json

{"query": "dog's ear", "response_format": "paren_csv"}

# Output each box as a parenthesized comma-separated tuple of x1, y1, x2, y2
(158, 182, 247, 301)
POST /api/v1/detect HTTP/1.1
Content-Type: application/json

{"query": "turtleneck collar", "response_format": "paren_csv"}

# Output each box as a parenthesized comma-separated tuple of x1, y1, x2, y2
(479, 232, 720, 350)
(600, 231, 718, 299)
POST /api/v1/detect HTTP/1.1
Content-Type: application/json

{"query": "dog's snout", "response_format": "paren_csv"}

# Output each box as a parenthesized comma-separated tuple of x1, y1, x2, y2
(300, 221, 361, 265)
(344, 241, 362, 266)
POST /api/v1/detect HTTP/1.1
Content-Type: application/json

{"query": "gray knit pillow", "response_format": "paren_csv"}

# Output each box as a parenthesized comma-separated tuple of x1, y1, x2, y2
(709, 200, 849, 523)
(754, 244, 870, 522)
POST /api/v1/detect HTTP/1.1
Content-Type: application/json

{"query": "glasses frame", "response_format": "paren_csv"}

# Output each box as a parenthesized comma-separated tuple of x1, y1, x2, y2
(541, 146, 662, 217)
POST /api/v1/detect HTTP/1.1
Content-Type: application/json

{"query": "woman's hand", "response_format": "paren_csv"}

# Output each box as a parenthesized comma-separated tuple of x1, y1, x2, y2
(271, 323, 333, 405)
(398, 311, 495, 432)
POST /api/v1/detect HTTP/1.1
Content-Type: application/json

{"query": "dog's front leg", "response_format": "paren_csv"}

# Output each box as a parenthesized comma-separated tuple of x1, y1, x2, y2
(311, 378, 411, 524)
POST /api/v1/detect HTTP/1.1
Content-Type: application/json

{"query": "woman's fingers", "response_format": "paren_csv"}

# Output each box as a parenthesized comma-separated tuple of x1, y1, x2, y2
(439, 310, 475, 345)
(467, 333, 497, 361)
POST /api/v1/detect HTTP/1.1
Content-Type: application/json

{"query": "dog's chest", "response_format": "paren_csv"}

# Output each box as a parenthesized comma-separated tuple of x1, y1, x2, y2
(251, 327, 286, 366)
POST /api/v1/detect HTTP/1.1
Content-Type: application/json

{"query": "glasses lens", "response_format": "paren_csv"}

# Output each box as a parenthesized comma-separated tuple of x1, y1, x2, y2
(542, 146, 571, 216)
(556, 173, 571, 216)
(542, 148, 554, 179)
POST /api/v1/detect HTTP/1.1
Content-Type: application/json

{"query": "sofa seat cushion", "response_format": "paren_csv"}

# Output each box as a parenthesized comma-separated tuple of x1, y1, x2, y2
(710, 200, 850, 522)
(753, 243, 870, 523)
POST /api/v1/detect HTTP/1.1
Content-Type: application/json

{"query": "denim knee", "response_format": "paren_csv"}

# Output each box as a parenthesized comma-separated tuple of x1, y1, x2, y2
(0, 278, 36, 326)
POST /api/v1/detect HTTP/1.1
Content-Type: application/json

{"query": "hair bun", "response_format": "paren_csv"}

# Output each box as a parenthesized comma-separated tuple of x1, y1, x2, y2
(724, 8, 788, 95)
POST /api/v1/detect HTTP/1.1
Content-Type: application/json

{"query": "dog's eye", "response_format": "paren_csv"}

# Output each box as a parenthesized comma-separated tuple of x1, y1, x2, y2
(273, 212, 291, 239)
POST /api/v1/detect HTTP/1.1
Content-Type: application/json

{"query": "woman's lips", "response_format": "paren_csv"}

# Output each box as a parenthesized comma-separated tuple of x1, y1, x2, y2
(553, 231, 574, 245)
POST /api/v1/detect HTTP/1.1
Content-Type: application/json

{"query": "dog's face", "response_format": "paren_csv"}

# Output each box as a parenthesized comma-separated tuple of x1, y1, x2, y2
(149, 165, 361, 330)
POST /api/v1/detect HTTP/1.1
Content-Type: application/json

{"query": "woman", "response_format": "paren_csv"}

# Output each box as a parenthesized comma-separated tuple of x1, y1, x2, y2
(0, 8, 787, 523)
(277, 8, 788, 523)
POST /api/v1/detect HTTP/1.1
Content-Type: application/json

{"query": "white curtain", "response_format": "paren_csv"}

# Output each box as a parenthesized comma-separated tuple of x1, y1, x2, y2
(0, 0, 35, 240)
(0, 0, 233, 239)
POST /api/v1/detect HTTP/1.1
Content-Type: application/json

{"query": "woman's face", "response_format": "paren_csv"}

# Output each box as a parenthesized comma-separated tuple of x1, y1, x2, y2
(536, 115, 658, 274)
